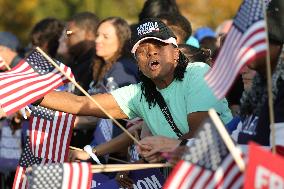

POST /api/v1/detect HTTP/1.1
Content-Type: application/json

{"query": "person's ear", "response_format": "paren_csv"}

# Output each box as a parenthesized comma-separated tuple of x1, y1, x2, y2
(174, 48, 180, 62)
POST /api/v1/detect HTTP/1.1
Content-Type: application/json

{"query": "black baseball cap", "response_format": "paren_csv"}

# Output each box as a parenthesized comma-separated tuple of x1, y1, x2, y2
(131, 18, 178, 54)
(267, 0, 284, 43)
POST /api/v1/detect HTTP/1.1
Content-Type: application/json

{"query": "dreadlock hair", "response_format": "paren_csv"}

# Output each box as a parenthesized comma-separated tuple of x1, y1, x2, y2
(139, 50, 189, 109)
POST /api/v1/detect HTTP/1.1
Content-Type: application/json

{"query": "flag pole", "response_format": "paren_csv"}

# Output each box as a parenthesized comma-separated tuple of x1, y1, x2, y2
(2, 61, 11, 70)
(91, 163, 171, 173)
(262, 0, 276, 154)
(69, 146, 129, 164)
(3, 61, 11, 70)
(208, 109, 245, 172)
(36, 47, 141, 146)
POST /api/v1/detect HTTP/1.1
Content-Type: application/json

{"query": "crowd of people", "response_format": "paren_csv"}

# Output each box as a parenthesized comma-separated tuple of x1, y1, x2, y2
(0, 0, 283, 188)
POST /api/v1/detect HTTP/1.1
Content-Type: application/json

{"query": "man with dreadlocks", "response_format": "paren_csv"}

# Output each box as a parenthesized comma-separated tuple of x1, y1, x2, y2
(0, 18, 232, 162)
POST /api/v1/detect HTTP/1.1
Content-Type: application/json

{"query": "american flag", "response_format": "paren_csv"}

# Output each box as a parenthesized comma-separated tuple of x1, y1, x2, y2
(29, 106, 75, 162)
(0, 49, 74, 115)
(163, 118, 244, 189)
(29, 162, 92, 189)
(12, 138, 53, 189)
(205, 0, 267, 99)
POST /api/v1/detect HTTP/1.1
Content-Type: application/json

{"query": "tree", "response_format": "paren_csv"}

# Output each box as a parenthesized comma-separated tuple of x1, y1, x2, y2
(0, 0, 241, 46)
(177, 0, 242, 30)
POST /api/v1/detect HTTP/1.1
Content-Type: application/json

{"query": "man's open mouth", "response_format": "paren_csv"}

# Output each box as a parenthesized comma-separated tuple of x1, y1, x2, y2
(148, 60, 160, 70)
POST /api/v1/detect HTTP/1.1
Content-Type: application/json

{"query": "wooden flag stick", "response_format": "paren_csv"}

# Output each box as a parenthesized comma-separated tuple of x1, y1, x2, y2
(108, 157, 129, 164)
(262, 0, 276, 154)
(2, 61, 11, 70)
(91, 163, 168, 168)
(69, 146, 129, 164)
(208, 109, 245, 172)
(91, 163, 170, 173)
(69, 146, 82, 151)
(36, 47, 141, 146)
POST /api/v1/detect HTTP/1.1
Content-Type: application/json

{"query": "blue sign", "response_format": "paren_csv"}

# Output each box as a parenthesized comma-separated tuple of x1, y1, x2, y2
(91, 169, 165, 189)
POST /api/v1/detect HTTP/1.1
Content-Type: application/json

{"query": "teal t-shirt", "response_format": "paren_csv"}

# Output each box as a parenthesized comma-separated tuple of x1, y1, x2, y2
(111, 62, 232, 138)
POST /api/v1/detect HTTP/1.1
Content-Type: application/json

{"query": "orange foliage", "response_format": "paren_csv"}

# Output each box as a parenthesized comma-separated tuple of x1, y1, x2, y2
(177, 0, 242, 31)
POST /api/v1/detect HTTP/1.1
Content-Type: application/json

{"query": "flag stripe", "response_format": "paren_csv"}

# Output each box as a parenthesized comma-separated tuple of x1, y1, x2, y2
(0, 67, 64, 100)
(41, 120, 50, 158)
(193, 171, 213, 189)
(81, 163, 92, 189)
(35, 119, 45, 157)
(29, 107, 74, 162)
(71, 163, 79, 189)
(52, 112, 62, 162)
(77, 163, 83, 189)
(180, 166, 203, 189)
(48, 111, 59, 160)
(58, 113, 68, 162)
(29, 163, 91, 189)
(163, 160, 191, 189)
(214, 157, 237, 188)
(231, 174, 244, 189)
(34, 118, 41, 157)
(54, 112, 66, 162)
(164, 119, 245, 189)
(0, 60, 29, 77)
(44, 120, 52, 159)
(205, 5, 267, 99)
(13, 140, 50, 189)
(62, 163, 71, 189)
(62, 114, 75, 161)
(12, 166, 26, 189)
(212, 29, 266, 88)
(178, 165, 195, 189)
(206, 29, 241, 84)
(0, 50, 73, 115)
(206, 25, 262, 86)
(1, 72, 67, 114)
(187, 168, 205, 189)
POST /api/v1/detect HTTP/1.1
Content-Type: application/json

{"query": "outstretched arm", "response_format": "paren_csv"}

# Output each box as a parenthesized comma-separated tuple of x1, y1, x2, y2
(40, 91, 128, 119)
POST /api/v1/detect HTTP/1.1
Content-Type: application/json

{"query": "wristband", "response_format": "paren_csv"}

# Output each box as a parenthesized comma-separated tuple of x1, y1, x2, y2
(179, 139, 188, 146)
(84, 145, 101, 164)
(92, 147, 97, 155)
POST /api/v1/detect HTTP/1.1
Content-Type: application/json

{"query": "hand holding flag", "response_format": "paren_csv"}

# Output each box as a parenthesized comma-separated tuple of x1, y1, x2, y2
(164, 111, 245, 189)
